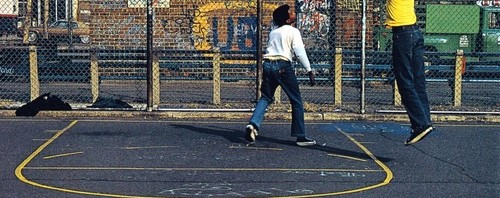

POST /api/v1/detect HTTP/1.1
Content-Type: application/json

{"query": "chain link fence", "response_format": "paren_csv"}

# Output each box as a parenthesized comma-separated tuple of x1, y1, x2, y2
(1, 0, 498, 113)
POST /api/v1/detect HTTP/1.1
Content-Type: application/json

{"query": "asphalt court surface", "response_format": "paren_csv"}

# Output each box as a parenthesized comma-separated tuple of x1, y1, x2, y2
(1, 118, 499, 197)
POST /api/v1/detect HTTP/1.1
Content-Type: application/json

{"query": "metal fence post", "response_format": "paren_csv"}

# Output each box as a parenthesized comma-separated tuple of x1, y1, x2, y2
(360, 0, 367, 114)
(453, 49, 464, 107)
(213, 49, 221, 105)
(90, 50, 99, 102)
(334, 48, 342, 106)
(146, 0, 154, 111)
(29, 46, 39, 101)
(256, 0, 263, 102)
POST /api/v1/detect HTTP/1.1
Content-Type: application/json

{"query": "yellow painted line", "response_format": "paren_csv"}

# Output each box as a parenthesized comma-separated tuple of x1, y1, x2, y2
(327, 154, 368, 162)
(229, 145, 283, 151)
(43, 152, 84, 159)
(16, 120, 392, 198)
(271, 128, 393, 198)
(23, 166, 383, 172)
(15, 120, 156, 198)
(121, 146, 178, 150)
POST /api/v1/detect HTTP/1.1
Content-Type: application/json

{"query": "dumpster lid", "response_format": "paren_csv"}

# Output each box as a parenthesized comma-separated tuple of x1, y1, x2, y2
(426, 4, 480, 34)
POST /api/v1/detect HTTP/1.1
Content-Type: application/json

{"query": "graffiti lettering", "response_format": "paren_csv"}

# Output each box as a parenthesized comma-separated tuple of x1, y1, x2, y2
(125, 24, 145, 45)
(192, 3, 278, 50)
(212, 17, 234, 50)
(158, 183, 314, 197)
(90, 0, 127, 9)
(212, 16, 257, 50)
(300, 12, 328, 34)
(0, 67, 13, 74)
(162, 18, 191, 35)
(236, 17, 257, 50)
(223, 0, 257, 10)
(297, 0, 332, 50)
(338, 0, 361, 11)
(159, 5, 194, 49)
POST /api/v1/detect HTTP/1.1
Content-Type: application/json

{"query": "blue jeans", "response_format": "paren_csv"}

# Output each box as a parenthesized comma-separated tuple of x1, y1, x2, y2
(392, 26, 432, 130)
(249, 60, 306, 137)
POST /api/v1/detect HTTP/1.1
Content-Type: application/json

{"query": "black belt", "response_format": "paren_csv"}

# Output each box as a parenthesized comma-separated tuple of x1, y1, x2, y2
(392, 24, 419, 31)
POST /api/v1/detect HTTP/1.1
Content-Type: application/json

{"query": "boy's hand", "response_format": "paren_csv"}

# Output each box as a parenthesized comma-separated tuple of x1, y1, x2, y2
(308, 71, 316, 87)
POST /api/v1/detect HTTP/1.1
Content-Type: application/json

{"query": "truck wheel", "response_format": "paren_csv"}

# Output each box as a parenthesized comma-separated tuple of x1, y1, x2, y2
(28, 32, 38, 43)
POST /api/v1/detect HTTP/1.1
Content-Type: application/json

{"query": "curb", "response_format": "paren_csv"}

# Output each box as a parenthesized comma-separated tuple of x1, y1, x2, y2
(1, 110, 498, 123)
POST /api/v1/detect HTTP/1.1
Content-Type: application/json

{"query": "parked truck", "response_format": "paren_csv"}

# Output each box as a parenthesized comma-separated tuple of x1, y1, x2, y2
(375, 3, 500, 64)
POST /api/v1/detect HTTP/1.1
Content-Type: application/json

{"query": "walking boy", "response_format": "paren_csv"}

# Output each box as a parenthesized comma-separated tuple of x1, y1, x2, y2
(245, 4, 316, 146)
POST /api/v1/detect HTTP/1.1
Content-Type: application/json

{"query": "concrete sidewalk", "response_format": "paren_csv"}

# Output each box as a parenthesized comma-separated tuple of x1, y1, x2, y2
(0, 110, 499, 123)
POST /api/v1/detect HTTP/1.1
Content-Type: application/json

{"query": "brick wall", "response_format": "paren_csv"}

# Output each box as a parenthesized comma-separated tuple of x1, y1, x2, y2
(87, 0, 293, 50)
(83, 0, 374, 51)
(80, 0, 377, 79)
(335, 0, 374, 49)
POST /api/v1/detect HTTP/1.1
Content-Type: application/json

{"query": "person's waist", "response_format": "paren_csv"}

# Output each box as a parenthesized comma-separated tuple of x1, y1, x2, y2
(263, 59, 289, 63)
(263, 58, 290, 63)
(391, 24, 419, 31)
(263, 55, 290, 62)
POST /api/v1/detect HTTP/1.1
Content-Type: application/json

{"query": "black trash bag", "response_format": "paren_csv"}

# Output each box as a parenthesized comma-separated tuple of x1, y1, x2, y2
(16, 92, 72, 116)
(88, 97, 132, 108)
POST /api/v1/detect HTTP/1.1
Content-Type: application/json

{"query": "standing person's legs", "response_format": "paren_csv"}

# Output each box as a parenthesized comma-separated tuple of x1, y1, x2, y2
(275, 62, 315, 146)
(411, 33, 432, 125)
(249, 62, 280, 129)
(392, 28, 433, 145)
(392, 29, 429, 129)
(246, 62, 279, 143)
(276, 65, 306, 137)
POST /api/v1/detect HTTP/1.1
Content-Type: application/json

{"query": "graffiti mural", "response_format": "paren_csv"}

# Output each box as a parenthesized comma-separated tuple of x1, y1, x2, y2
(211, 16, 258, 50)
(236, 16, 258, 50)
(88, 1, 285, 50)
(338, 0, 360, 11)
(192, 1, 278, 50)
(296, 0, 332, 50)
(159, 4, 194, 49)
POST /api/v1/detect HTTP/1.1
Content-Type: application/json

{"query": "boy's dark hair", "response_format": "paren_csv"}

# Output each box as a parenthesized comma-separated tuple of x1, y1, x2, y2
(273, 4, 290, 27)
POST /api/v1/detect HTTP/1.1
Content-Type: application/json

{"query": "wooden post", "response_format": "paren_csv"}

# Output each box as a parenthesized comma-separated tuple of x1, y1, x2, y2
(393, 82, 401, 106)
(23, 0, 33, 44)
(90, 50, 99, 102)
(453, 49, 464, 107)
(29, 46, 39, 100)
(152, 53, 160, 108)
(43, 0, 49, 39)
(273, 87, 282, 104)
(212, 49, 221, 105)
(334, 48, 342, 105)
